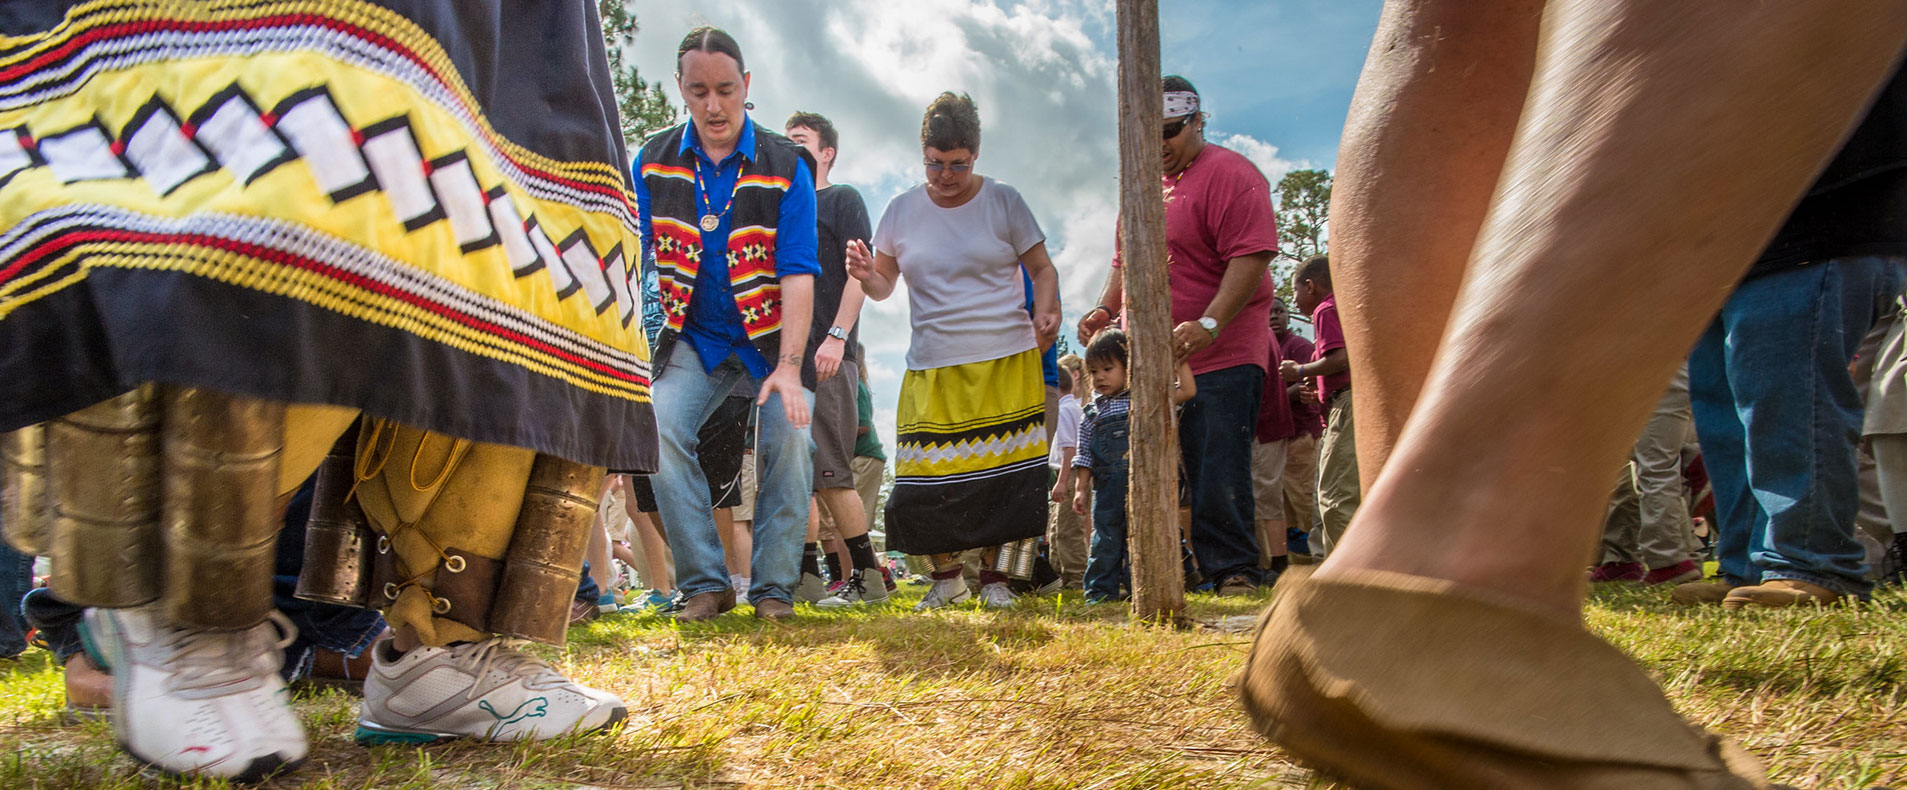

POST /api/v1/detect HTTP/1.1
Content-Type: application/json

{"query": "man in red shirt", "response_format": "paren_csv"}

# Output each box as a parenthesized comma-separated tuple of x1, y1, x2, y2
(1281, 256, 1356, 556)
(1077, 76, 1281, 596)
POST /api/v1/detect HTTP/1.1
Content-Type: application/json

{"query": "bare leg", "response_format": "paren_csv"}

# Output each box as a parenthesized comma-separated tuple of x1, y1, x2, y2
(718, 509, 751, 583)
(586, 482, 615, 595)
(1332, 0, 1543, 479)
(628, 509, 674, 595)
(1321, 0, 1907, 617)
(817, 487, 869, 539)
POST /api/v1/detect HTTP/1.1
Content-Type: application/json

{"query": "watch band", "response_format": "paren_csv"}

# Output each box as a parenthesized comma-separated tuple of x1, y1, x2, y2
(827, 326, 849, 341)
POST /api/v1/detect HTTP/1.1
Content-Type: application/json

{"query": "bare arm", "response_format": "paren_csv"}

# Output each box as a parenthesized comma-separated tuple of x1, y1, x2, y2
(1078, 266, 1126, 345)
(761, 274, 814, 428)
(1173, 360, 1198, 404)
(845, 240, 901, 301)
(1021, 243, 1062, 350)
(1172, 251, 1274, 362)
(1282, 348, 1349, 382)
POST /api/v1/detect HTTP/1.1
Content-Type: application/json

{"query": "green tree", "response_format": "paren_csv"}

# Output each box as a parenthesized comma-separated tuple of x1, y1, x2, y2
(1271, 168, 1332, 304)
(600, 0, 677, 147)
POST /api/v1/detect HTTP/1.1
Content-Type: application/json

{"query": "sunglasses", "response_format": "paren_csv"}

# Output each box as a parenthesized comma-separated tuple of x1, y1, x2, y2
(924, 161, 973, 174)
(1163, 116, 1192, 140)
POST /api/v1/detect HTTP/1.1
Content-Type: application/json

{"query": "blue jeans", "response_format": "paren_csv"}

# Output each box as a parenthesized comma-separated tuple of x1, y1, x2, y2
(1689, 256, 1906, 597)
(0, 542, 33, 659)
(1085, 409, 1131, 601)
(274, 484, 386, 679)
(651, 353, 813, 604)
(1180, 365, 1265, 585)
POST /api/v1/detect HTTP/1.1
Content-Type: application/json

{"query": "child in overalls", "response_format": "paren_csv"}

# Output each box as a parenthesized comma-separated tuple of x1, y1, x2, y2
(1071, 330, 1196, 602)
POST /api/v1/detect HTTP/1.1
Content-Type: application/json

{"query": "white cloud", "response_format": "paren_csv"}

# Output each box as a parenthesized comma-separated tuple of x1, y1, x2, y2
(1211, 131, 1301, 187)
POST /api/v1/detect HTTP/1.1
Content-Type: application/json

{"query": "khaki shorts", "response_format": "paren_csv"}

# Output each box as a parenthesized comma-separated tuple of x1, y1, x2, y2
(733, 448, 757, 522)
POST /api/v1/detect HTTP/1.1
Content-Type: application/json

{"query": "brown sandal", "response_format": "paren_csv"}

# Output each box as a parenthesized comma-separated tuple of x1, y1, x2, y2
(1231, 569, 1768, 789)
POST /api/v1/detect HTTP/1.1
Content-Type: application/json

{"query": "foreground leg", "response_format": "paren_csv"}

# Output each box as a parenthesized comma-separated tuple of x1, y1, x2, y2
(1331, 0, 1543, 478)
(1238, 0, 1907, 785)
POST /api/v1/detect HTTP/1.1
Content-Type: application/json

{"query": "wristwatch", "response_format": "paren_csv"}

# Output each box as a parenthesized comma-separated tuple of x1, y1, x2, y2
(1196, 316, 1219, 338)
(827, 326, 850, 342)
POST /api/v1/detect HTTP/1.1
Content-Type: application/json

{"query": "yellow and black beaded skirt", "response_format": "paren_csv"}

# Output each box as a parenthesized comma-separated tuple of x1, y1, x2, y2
(0, 0, 656, 472)
(885, 348, 1048, 555)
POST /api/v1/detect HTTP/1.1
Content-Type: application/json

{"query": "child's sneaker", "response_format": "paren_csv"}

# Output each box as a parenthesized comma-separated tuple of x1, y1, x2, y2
(914, 578, 971, 610)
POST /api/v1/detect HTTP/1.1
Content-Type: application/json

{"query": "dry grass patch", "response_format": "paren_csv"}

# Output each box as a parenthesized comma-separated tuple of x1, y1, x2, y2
(0, 582, 1900, 788)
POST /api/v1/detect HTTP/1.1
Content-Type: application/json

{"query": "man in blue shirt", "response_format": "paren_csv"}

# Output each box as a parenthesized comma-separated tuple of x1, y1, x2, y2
(633, 26, 820, 621)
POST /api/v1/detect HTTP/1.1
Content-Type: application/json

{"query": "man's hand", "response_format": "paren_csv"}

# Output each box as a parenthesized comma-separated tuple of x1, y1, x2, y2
(1077, 307, 1112, 346)
(1049, 477, 1067, 504)
(1072, 487, 1090, 516)
(1172, 321, 1215, 362)
(1280, 359, 1304, 383)
(814, 336, 845, 381)
(1033, 303, 1061, 351)
(759, 362, 810, 429)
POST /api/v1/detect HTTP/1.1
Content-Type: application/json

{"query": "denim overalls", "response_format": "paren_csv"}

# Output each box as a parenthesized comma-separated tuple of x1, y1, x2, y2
(1084, 403, 1131, 602)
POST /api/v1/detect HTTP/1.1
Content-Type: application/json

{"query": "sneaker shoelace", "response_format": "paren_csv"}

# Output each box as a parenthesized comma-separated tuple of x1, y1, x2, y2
(160, 611, 297, 698)
(452, 637, 569, 696)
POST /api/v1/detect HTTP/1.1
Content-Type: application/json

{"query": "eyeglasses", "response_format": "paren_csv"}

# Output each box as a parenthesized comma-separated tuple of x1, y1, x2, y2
(923, 161, 973, 174)
(1163, 116, 1192, 141)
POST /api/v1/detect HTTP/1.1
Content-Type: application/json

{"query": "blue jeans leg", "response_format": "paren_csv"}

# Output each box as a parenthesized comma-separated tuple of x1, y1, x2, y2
(746, 382, 815, 605)
(1179, 365, 1264, 585)
(0, 542, 33, 658)
(1085, 484, 1130, 601)
(1692, 257, 1904, 596)
(650, 354, 751, 600)
(1689, 321, 1763, 587)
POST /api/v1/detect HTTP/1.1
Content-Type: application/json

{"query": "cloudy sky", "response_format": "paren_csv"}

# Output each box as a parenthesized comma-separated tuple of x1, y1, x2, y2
(625, 0, 1382, 448)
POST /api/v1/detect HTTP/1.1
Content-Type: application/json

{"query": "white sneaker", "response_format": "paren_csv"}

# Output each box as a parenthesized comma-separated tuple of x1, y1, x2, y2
(979, 582, 1016, 609)
(914, 578, 971, 611)
(816, 569, 891, 608)
(355, 637, 625, 744)
(84, 607, 307, 782)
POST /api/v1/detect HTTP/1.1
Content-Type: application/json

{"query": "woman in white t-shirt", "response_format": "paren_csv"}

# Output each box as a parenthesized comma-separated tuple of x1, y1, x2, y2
(846, 92, 1061, 610)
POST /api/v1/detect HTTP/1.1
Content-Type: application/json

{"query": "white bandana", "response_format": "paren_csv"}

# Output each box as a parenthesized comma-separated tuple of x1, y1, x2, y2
(1163, 91, 1199, 120)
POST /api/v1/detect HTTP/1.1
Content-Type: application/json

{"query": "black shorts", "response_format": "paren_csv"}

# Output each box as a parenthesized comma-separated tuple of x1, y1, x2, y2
(628, 395, 751, 512)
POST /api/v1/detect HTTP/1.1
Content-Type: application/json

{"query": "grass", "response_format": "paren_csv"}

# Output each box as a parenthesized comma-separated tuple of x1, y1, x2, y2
(0, 580, 1902, 789)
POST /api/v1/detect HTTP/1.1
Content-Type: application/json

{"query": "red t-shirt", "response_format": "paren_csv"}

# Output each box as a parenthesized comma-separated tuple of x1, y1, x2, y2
(1113, 144, 1280, 376)
(1279, 331, 1324, 438)
(1255, 334, 1292, 443)
(1311, 295, 1350, 401)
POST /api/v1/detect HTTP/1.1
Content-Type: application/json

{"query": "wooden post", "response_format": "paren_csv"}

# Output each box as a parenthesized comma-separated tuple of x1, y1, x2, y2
(1115, 0, 1186, 623)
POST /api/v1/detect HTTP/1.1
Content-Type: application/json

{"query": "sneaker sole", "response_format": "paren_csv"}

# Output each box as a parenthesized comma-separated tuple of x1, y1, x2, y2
(122, 740, 304, 785)
(354, 706, 628, 746)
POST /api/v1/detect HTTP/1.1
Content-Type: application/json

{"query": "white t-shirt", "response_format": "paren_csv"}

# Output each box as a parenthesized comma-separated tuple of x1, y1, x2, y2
(1049, 393, 1083, 469)
(872, 178, 1046, 370)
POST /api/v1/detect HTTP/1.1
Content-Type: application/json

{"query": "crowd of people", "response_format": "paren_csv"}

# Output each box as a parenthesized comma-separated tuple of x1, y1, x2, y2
(2, 2, 1905, 787)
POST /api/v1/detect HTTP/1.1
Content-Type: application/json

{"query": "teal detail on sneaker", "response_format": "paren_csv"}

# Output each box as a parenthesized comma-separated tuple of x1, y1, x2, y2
(480, 697, 549, 726)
